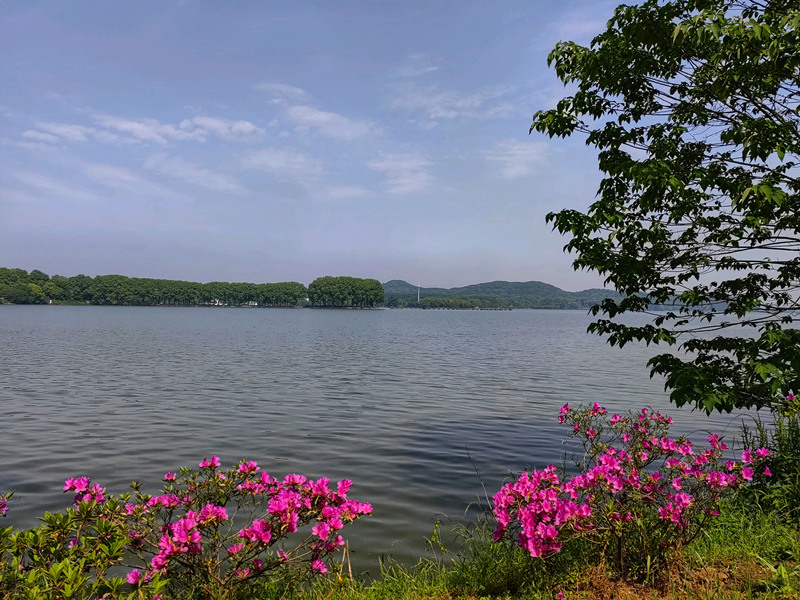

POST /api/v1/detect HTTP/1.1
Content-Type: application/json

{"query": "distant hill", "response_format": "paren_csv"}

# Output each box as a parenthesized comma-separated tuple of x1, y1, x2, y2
(382, 280, 621, 309)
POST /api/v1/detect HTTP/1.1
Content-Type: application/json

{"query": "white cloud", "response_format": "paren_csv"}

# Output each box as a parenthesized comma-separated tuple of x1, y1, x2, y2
(93, 115, 206, 145)
(143, 153, 249, 195)
(284, 105, 376, 140)
(13, 172, 98, 203)
(256, 83, 310, 105)
(485, 139, 548, 179)
(21, 114, 264, 147)
(35, 122, 97, 142)
(178, 116, 265, 140)
(22, 130, 61, 143)
(244, 147, 325, 179)
(390, 83, 514, 122)
(367, 152, 432, 194)
(395, 54, 440, 78)
(84, 163, 184, 198)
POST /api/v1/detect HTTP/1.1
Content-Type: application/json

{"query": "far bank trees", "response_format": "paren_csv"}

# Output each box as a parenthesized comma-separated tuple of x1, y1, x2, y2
(307, 276, 384, 308)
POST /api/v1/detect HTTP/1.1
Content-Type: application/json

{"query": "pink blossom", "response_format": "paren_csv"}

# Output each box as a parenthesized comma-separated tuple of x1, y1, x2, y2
(238, 460, 259, 474)
(764, 467, 772, 477)
(199, 503, 228, 524)
(337, 479, 353, 496)
(228, 543, 243, 554)
(163, 472, 177, 481)
(311, 559, 328, 573)
(63, 476, 90, 493)
(126, 569, 141, 585)
(199, 455, 221, 468)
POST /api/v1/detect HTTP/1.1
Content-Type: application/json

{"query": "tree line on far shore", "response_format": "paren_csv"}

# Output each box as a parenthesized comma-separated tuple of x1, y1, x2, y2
(0, 268, 383, 308)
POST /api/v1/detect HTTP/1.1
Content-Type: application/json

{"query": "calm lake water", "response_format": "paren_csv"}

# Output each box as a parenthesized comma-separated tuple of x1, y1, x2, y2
(0, 306, 755, 573)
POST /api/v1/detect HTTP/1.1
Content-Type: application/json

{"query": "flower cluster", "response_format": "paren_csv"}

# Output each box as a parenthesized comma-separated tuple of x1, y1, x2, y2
(1, 457, 370, 600)
(123, 456, 372, 597)
(63, 476, 107, 505)
(494, 404, 771, 580)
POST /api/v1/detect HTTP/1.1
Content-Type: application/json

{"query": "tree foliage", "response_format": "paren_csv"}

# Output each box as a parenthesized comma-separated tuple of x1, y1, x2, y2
(307, 276, 384, 307)
(534, 0, 800, 412)
(0, 268, 308, 308)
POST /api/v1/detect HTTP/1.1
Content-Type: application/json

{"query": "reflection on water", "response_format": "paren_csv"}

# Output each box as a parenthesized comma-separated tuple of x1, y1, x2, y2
(0, 305, 755, 571)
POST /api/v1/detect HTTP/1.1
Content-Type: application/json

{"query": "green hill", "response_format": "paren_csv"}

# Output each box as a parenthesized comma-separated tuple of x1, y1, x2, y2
(382, 280, 621, 309)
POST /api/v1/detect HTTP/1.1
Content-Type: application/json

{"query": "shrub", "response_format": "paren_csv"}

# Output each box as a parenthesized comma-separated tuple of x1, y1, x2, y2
(125, 457, 372, 599)
(0, 484, 166, 599)
(740, 395, 800, 523)
(492, 404, 770, 583)
(0, 458, 371, 600)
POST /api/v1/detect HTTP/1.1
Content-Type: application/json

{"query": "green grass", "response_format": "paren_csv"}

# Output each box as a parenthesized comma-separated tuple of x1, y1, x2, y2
(243, 501, 800, 600)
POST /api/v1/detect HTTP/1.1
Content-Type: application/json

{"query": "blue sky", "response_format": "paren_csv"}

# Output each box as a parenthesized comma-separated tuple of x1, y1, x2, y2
(1, 0, 621, 290)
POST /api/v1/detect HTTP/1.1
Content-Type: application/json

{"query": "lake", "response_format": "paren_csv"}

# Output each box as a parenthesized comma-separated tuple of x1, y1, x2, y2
(0, 305, 754, 573)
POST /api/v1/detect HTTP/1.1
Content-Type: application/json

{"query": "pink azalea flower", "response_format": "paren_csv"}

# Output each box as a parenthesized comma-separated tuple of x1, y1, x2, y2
(764, 467, 772, 477)
(238, 460, 259, 474)
(126, 569, 141, 585)
(228, 543, 243, 554)
(199, 455, 221, 468)
(311, 559, 328, 573)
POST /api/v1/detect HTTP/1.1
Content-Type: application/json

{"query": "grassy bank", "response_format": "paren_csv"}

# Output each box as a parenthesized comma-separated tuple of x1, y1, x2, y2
(250, 500, 800, 600)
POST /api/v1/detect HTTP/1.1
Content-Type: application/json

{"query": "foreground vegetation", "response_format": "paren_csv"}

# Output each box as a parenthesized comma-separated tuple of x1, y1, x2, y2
(255, 503, 800, 600)
(1, 405, 797, 599)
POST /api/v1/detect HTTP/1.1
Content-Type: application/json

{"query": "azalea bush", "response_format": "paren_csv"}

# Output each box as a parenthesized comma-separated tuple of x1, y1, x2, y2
(124, 456, 372, 599)
(492, 404, 771, 582)
(741, 394, 800, 523)
(0, 458, 371, 600)
(0, 484, 167, 599)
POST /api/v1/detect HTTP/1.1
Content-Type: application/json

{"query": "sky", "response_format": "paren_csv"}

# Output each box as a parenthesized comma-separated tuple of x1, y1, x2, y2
(0, 0, 622, 290)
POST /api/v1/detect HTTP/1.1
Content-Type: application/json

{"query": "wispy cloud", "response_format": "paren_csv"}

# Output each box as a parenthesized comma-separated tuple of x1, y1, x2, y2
(244, 147, 325, 179)
(485, 139, 547, 179)
(256, 82, 310, 105)
(143, 153, 249, 195)
(92, 115, 198, 145)
(33, 122, 97, 142)
(284, 105, 376, 140)
(390, 83, 514, 123)
(85, 163, 184, 198)
(13, 171, 98, 203)
(22, 130, 62, 144)
(179, 116, 265, 140)
(20, 114, 264, 147)
(367, 152, 432, 194)
(395, 53, 440, 78)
